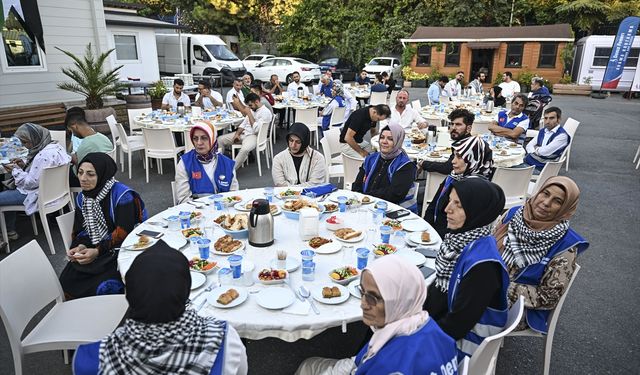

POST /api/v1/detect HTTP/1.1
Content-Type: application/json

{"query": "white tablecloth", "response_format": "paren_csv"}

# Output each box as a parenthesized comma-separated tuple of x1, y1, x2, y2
(118, 188, 440, 342)
(135, 113, 244, 133)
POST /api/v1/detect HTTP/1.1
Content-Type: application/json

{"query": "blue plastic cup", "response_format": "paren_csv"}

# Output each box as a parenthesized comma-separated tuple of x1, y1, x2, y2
(228, 255, 243, 279)
(179, 211, 191, 229)
(197, 238, 211, 259)
(190, 236, 201, 252)
(264, 187, 274, 202)
(356, 248, 370, 270)
(337, 196, 348, 212)
(211, 194, 224, 210)
(166, 215, 180, 230)
(300, 249, 316, 262)
(380, 225, 392, 244)
(302, 260, 316, 281)
(218, 268, 233, 285)
(376, 201, 387, 219)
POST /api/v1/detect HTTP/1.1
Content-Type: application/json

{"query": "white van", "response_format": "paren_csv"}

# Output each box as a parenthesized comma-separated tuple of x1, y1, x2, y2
(156, 33, 246, 83)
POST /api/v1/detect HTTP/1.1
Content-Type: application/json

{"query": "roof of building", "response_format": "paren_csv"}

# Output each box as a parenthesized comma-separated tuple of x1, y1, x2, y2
(402, 24, 574, 43)
(104, 11, 185, 29)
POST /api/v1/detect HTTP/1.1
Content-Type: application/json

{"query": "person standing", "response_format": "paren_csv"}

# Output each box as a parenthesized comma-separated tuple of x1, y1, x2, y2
(339, 104, 391, 159)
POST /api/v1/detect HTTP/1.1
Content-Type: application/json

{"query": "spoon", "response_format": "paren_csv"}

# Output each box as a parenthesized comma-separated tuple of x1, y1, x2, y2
(298, 285, 320, 315)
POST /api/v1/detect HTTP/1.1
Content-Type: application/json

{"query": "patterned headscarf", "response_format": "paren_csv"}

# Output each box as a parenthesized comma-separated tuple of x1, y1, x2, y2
(14, 123, 53, 165)
(78, 153, 118, 245)
(332, 81, 345, 98)
(450, 135, 494, 180)
(189, 121, 218, 164)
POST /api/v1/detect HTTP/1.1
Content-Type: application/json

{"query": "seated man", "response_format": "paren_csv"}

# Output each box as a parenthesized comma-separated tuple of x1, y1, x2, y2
(529, 77, 552, 101)
(250, 81, 273, 113)
(226, 78, 245, 108)
(381, 71, 397, 95)
(386, 89, 427, 129)
(339, 104, 391, 159)
(272, 122, 326, 187)
(444, 71, 464, 98)
(498, 71, 521, 98)
(469, 71, 486, 95)
(161, 78, 191, 111)
(320, 81, 345, 130)
(315, 75, 333, 97)
(217, 93, 273, 170)
(370, 74, 388, 93)
(524, 107, 570, 171)
(195, 80, 223, 109)
(355, 70, 370, 85)
(417, 108, 473, 175)
(286, 71, 310, 98)
(428, 76, 449, 105)
(488, 94, 530, 144)
(241, 74, 252, 97)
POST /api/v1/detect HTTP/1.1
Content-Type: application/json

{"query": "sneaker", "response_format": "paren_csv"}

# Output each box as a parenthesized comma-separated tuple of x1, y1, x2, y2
(7, 231, 18, 241)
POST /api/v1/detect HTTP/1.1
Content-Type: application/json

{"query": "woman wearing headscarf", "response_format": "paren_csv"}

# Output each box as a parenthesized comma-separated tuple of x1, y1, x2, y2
(296, 256, 458, 375)
(272, 122, 326, 187)
(73, 242, 248, 375)
(320, 81, 346, 131)
(424, 177, 510, 361)
(352, 121, 418, 212)
(0, 123, 70, 243)
(59, 153, 146, 299)
(424, 135, 494, 237)
(485, 85, 506, 108)
(175, 121, 239, 204)
(494, 176, 588, 333)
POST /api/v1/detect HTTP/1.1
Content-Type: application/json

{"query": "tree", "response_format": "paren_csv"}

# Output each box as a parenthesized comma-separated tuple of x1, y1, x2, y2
(555, 0, 610, 34)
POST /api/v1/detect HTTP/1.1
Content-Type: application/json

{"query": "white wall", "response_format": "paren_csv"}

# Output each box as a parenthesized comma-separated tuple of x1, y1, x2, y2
(106, 26, 160, 83)
(0, 0, 110, 108)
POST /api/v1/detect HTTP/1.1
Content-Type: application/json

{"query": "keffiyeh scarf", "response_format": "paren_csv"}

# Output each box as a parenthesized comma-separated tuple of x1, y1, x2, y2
(450, 135, 494, 179)
(434, 224, 493, 292)
(100, 309, 226, 375)
(81, 177, 115, 245)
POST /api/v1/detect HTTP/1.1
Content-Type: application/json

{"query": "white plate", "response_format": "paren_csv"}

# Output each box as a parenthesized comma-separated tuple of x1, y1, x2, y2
(221, 259, 255, 273)
(211, 240, 245, 256)
(233, 199, 281, 214)
(121, 236, 158, 251)
(408, 231, 438, 245)
(163, 235, 188, 250)
(206, 286, 248, 309)
(255, 287, 295, 310)
(328, 267, 360, 285)
(328, 193, 360, 205)
(275, 189, 302, 200)
(269, 257, 301, 272)
(368, 203, 393, 213)
(190, 272, 206, 290)
(347, 280, 361, 299)
(398, 250, 427, 267)
(311, 285, 350, 304)
(312, 240, 342, 254)
(400, 219, 430, 232)
(334, 231, 365, 243)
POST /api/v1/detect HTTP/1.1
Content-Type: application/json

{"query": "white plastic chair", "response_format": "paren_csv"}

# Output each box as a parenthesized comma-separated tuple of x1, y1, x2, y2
(170, 181, 179, 207)
(320, 137, 344, 183)
(325, 128, 343, 165)
(231, 120, 270, 176)
(492, 166, 535, 209)
(527, 157, 566, 196)
(0, 240, 129, 375)
(266, 115, 277, 162)
(55, 210, 75, 252)
(107, 145, 117, 162)
(142, 128, 185, 183)
(411, 99, 422, 110)
(295, 108, 320, 147)
(183, 129, 194, 153)
(127, 107, 152, 134)
(369, 91, 387, 106)
(329, 106, 346, 127)
(389, 90, 398, 106)
(116, 123, 146, 179)
(562, 118, 580, 171)
(458, 356, 470, 375)
(106, 115, 120, 163)
(508, 265, 582, 375)
(341, 153, 363, 190)
(468, 296, 525, 375)
(471, 121, 491, 136)
(50, 130, 67, 149)
(421, 171, 447, 217)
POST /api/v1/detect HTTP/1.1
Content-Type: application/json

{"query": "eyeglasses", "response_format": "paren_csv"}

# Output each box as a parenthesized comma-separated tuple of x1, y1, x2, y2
(357, 285, 382, 306)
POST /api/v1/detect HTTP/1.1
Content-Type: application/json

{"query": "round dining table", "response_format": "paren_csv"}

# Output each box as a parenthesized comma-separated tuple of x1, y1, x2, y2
(117, 188, 441, 342)
(134, 109, 244, 133)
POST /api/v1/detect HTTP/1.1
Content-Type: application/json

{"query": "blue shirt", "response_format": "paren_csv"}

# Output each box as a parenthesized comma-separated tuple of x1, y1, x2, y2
(428, 82, 442, 104)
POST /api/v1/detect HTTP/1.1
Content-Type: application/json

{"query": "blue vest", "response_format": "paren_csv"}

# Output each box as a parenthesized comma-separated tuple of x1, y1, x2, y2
(497, 110, 528, 144)
(76, 182, 148, 224)
(321, 96, 345, 130)
(524, 127, 570, 169)
(447, 236, 510, 360)
(362, 152, 417, 213)
(502, 206, 589, 334)
(433, 176, 455, 221)
(354, 319, 459, 375)
(182, 150, 235, 195)
(320, 80, 333, 97)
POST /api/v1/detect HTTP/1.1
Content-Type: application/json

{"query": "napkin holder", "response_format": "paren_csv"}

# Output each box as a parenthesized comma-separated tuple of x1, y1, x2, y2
(299, 208, 319, 241)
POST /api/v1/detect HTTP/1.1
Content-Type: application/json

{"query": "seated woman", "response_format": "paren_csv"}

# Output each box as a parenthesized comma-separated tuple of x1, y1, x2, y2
(296, 256, 458, 374)
(424, 136, 494, 237)
(352, 121, 417, 212)
(494, 176, 589, 333)
(425, 177, 509, 360)
(484, 85, 506, 108)
(175, 121, 239, 204)
(319, 81, 346, 131)
(272, 122, 326, 187)
(0, 123, 70, 244)
(59, 153, 146, 299)
(73, 242, 248, 375)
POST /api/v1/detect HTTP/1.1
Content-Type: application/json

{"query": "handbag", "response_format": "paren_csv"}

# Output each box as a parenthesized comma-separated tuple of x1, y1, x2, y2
(70, 248, 119, 275)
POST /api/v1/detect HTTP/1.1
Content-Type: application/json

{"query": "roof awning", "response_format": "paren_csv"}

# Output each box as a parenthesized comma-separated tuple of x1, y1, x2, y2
(467, 42, 500, 49)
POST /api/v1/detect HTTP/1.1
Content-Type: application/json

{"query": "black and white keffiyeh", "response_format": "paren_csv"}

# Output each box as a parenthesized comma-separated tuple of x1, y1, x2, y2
(501, 207, 569, 269)
(434, 224, 493, 292)
(81, 177, 115, 245)
(99, 309, 226, 375)
(451, 135, 494, 179)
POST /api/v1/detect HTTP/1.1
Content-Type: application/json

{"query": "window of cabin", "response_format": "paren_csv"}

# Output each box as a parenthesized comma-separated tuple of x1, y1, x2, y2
(416, 45, 431, 66)
(114, 34, 139, 61)
(445, 43, 461, 66)
(505, 43, 523, 67)
(537, 43, 557, 68)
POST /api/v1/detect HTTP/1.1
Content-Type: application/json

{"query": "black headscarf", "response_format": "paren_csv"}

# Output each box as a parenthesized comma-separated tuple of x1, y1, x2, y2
(125, 241, 191, 324)
(287, 122, 310, 154)
(492, 86, 502, 96)
(78, 152, 117, 198)
(444, 176, 505, 233)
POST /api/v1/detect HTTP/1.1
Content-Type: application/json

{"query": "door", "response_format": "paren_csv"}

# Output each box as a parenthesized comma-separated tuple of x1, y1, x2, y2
(253, 59, 276, 80)
(192, 45, 210, 75)
(470, 49, 495, 83)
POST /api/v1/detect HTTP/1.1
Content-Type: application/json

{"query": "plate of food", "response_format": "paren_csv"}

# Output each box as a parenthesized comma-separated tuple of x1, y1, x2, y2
(308, 236, 342, 254)
(334, 228, 364, 243)
(360, 195, 374, 205)
(212, 235, 245, 255)
(255, 288, 295, 310)
(382, 218, 403, 231)
(329, 266, 360, 285)
(188, 257, 218, 274)
(190, 272, 206, 290)
(347, 279, 361, 299)
(408, 231, 437, 245)
(257, 269, 288, 285)
(323, 203, 338, 213)
(372, 243, 397, 257)
(121, 235, 156, 250)
(368, 201, 393, 213)
(214, 214, 249, 238)
(276, 188, 302, 200)
(182, 227, 204, 239)
(222, 195, 243, 205)
(281, 199, 325, 219)
(325, 215, 344, 231)
(311, 285, 350, 305)
(234, 200, 281, 215)
(207, 287, 248, 309)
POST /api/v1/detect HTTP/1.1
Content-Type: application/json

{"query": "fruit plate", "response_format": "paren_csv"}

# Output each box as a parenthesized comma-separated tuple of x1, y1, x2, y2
(328, 266, 360, 285)
(311, 285, 349, 304)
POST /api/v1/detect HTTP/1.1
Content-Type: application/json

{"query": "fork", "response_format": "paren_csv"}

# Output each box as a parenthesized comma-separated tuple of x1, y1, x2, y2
(191, 281, 216, 308)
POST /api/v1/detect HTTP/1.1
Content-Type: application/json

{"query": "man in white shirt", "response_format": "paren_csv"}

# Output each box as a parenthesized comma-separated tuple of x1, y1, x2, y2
(161, 79, 191, 111)
(443, 71, 464, 97)
(498, 71, 521, 98)
(194, 80, 223, 109)
(384, 89, 427, 129)
(226, 78, 245, 108)
(524, 107, 570, 172)
(217, 93, 273, 170)
(286, 71, 310, 98)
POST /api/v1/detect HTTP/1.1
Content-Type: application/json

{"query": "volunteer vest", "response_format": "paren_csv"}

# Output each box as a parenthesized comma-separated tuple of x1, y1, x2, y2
(524, 127, 570, 169)
(321, 96, 345, 130)
(502, 206, 589, 333)
(182, 150, 235, 195)
(497, 110, 528, 144)
(76, 182, 148, 223)
(362, 152, 417, 212)
(320, 81, 333, 97)
(447, 236, 510, 360)
(354, 319, 459, 375)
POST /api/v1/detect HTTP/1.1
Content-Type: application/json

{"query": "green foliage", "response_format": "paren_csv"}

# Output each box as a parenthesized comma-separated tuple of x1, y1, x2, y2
(148, 80, 168, 100)
(516, 69, 536, 87)
(555, 0, 609, 33)
(560, 42, 575, 72)
(559, 73, 573, 84)
(402, 45, 417, 67)
(402, 67, 429, 81)
(56, 44, 125, 109)
(493, 71, 504, 85)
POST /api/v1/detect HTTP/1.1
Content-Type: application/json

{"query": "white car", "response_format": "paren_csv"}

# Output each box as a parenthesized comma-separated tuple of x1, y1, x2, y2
(242, 54, 275, 70)
(247, 57, 321, 83)
(363, 57, 402, 80)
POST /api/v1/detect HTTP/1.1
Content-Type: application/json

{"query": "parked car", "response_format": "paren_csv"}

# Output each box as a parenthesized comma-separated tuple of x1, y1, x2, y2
(247, 57, 321, 83)
(363, 57, 402, 80)
(242, 54, 275, 70)
(318, 57, 358, 81)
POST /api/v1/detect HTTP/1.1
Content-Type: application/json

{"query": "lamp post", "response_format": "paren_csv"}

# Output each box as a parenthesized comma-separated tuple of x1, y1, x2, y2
(509, 0, 516, 27)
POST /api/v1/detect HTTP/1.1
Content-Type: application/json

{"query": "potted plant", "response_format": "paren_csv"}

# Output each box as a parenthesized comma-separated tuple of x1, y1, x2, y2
(552, 73, 593, 96)
(57, 43, 126, 133)
(148, 80, 167, 110)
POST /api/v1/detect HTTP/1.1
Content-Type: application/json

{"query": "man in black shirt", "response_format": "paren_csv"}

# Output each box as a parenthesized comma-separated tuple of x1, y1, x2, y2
(417, 108, 474, 175)
(339, 104, 391, 158)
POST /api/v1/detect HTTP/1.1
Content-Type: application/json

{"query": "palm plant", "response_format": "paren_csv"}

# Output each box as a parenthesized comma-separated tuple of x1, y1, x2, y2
(56, 43, 125, 109)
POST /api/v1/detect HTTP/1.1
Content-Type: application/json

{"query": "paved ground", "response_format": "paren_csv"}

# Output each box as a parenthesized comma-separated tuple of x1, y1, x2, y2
(1, 89, 639, 374)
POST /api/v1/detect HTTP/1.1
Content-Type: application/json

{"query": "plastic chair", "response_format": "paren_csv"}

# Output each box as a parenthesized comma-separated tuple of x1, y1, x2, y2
(184, 129, 194, 153)
(471, 121, 491, 136)
(562, 118, 580, 171)
(55, 210, 75, 252)
(458, 356, 470, 375)
(508, 265, 582, 375)
(231, 120, 270, 177)
(266, 115, 277, 162)
(116, 123, 146, 179)
(329, 106, 346, 127)
(436, 130, 451, 147)
(389, 90, 398, 106)
(527, 156, 566, 196)
(0, 240, 128, 375)
(106, 116, 120, 163)
(142, 128, 185, 183)
(107, 145, 117, 162)
(341, 153, 363, 190)
(369, 91, 387, 106)
(411, 99, 422, 110)
(127, 107, 152, 134)
(492, 166, 535, 209)
(320, 137, 344, 183)
(50, 130, 67, 149)
(468, 296, 525, 375)
(295, 108, 319, 147)
(421, 171, 447, 217)
(325, 128, 343, 165)
(170, 181, 179, 206)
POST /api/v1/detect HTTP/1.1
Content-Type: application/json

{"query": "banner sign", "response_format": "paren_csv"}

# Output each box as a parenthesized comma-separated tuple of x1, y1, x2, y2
(631, 58, 640, 92)
(602, 16, 640, 89)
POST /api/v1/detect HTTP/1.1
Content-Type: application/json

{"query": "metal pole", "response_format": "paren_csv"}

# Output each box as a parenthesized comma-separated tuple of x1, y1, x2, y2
(177, 7, 185, 74)
(509, 0, 515, 27)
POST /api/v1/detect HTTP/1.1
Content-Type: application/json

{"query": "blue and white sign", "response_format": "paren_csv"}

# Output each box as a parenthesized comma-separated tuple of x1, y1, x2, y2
(602, 16, 640, 89)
